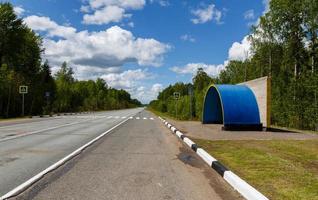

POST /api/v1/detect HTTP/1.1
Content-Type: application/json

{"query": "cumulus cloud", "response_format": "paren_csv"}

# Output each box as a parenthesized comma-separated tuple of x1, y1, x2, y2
(170, 63, 225, 77)
(100, 69, 161, 103)
(228, 36, 251, 61)
(131, 83, 164, 103)
(82, 0, 145, 25)
(101, 69, 151, 89)
(13, 6, 25, 16)
(180, 34, 196, 43)
(191, 3, 222, 24)
(24, 15, 77, 38)
(24, 15, 170, 70)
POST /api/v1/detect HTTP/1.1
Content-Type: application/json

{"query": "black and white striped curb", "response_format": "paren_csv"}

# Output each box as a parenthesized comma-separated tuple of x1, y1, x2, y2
(158, 116, 268, 200)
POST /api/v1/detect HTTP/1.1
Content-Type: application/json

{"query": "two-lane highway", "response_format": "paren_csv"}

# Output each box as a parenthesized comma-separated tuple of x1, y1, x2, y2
(0, 108, 143, 196)
(1, 109, 241, 200)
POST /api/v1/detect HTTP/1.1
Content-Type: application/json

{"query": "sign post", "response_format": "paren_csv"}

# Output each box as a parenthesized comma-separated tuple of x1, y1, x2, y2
(19, 86, 28, 116)
(173, 92, 180, 119)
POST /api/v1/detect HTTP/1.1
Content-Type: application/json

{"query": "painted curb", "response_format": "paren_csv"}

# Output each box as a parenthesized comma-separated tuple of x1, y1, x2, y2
(0, 115, 135, 200)
(158, 116, 268, 200)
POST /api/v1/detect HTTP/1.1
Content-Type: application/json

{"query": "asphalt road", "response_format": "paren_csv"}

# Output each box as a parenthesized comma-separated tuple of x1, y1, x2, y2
(0, 108, 143, 196)
(1, 109, 241, 200)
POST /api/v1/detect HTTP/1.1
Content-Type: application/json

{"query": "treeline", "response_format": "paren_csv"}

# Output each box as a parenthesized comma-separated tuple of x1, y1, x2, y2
(150, 0, 318, 131)
(0, 3, 141, 118)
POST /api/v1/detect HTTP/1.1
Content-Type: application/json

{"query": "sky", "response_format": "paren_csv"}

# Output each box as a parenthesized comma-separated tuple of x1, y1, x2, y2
(9, 0, 269, 103)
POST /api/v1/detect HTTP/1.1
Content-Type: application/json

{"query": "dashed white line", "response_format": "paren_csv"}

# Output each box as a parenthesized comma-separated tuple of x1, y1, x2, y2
(136, 117, 140, 120)
(143, 117, 147, 120)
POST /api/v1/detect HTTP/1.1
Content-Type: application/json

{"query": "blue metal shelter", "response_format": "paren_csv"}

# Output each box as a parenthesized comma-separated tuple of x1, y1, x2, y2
(202, 84, 262, 130)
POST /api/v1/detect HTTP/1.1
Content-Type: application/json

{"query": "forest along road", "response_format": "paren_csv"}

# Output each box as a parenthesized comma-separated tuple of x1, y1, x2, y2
(0, 108, 143, 196)
(1, 110, 242, 200)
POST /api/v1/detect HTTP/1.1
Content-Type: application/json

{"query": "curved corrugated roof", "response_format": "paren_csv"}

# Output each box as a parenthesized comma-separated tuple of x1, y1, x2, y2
(202, 85, 261, 128)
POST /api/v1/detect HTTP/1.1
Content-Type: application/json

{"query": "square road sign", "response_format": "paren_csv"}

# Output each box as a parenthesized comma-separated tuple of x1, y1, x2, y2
(19, 86, 28, 94)
(173, 92, 180, 100)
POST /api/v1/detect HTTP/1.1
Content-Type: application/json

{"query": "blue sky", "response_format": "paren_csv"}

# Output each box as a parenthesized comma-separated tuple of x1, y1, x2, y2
(9, 0, 268, 103)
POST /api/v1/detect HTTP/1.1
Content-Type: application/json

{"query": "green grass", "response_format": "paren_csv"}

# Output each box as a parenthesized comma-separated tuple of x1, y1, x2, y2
(192, 139, 318, 200)
(147, 107, 200, 121)
(147, 107, 180, 121)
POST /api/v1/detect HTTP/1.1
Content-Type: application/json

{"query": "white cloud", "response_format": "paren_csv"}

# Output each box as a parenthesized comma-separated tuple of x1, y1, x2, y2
(228, 36, 251, 61)
(131, 83, 163, 103)
(24, 16, 170, 72)
(101, 69, 151, 88)
(180, 34, 196, 43)
(83, 5, 130, 25)
(191, 3, 222, 24)
(170, 63, 225, 77)
(24, 15, 76, 38)
(244, 9, 255, 20)
(82, 0, 145, 25)
(100, 69, 161, 103)
(13, 6, 25, 16)
(80, 5, 91, 13)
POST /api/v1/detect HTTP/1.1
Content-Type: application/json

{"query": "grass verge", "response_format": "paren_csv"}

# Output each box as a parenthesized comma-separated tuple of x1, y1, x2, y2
(192, 139, 318, 200)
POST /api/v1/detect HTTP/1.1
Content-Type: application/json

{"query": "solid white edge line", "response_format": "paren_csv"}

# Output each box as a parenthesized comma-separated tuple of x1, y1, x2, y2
(223, 171, 268, 200)
(0, 117, 98, 143)
(159, 117, 269, 200)
(0, 115, 134, 200)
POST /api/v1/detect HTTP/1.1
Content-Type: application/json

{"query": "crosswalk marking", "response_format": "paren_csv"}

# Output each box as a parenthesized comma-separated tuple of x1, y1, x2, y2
(150, 118, 154, 120)
(136, 117, 140, 119)
(143, 117, 147, 120)
(122, 116, 126, 119)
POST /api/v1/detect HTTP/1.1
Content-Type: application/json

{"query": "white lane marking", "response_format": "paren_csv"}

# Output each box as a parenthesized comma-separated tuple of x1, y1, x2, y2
(0, 114, 135, 200)
(0, 118, 96, 143)
(129, 117, 133, 119)
(150, 118, 154, 120)
(115, 116, 120, 119)
(122, 116, 126, 119)
(136, 117, 140, 120)
(0, 117, 61, 129)
(107, 116, 113, 119)
(143, 117, 147, 120)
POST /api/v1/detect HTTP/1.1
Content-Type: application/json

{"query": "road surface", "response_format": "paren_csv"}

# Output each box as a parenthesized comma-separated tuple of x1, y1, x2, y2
(0, 109, 241, 200)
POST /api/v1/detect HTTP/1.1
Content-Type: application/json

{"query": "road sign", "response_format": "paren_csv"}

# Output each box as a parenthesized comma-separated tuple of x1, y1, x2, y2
(19, 86, 28, 94)
(19, 86, 28, 116)
(173, 92, 180, 100)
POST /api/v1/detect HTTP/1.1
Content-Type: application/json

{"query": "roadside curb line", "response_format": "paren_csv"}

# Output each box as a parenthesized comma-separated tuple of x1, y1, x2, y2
(0, 116, 133, 200)
(158, 116, 268, 200)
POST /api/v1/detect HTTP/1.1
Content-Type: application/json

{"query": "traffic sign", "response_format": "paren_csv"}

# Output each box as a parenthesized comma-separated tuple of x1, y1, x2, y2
(19, 86, 28, 94)
(173, 92, 180, 100)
